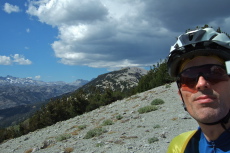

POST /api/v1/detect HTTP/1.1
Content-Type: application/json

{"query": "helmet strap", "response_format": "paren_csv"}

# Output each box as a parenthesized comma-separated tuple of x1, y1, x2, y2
(177, 82, 187, 111)
(200, 110, 230, 133)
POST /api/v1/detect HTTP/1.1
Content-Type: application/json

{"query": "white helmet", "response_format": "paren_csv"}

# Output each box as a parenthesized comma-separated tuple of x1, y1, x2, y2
(167, 28, 230, 77)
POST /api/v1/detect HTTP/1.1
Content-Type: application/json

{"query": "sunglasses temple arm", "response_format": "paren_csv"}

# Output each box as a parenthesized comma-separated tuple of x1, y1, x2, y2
(176, 82, 187, 111)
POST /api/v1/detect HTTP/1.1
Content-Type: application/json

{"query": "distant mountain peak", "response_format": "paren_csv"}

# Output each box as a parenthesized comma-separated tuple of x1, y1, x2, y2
(0, 75, 88, 87)
(81, 66, 148, 92)
(120, 67, 148, 74)
(0, 75, 89, 110)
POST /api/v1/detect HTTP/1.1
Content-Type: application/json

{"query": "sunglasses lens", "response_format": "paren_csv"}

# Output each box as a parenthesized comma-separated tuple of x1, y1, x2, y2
(179, 75, 197, 88)
(208, 65, 229, 83)
(178, 64, 228, 89)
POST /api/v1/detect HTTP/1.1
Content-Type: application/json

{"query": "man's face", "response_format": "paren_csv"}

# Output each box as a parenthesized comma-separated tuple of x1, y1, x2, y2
(179, 56, 230, 124)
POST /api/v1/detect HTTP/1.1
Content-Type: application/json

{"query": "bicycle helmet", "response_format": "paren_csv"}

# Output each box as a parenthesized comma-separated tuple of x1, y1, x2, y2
(168, 28, 230, 128)
(168, 27, 230, 77)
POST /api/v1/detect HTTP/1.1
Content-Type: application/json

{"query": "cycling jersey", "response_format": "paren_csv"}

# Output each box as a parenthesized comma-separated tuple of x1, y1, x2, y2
(167, 127, 230, 153)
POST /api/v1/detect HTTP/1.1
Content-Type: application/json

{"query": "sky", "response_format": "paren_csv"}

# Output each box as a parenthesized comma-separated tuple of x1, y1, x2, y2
(1, 0, 230, 83)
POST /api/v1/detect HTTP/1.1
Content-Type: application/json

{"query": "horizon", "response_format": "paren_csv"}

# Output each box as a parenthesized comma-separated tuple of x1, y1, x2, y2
(0, 74, 89, 82)
(0, 66, 149, 83)
(1, 0, 230, 82)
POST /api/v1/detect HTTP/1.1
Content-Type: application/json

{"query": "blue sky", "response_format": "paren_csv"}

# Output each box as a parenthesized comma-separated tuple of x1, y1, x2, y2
(1, 0, 230, 82)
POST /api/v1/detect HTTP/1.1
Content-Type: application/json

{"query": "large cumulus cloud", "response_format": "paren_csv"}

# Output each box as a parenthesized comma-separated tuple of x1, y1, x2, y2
(26, 0, 230, 69)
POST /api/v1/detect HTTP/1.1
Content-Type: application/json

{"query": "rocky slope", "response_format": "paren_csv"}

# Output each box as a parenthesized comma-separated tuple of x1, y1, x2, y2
(0, 82, 198, 153)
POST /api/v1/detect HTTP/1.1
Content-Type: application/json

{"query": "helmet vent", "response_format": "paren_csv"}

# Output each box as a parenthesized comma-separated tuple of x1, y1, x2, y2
(174, 43, 179, 49)
(188, 33, 194, 41)
(209, 34, 218, 40)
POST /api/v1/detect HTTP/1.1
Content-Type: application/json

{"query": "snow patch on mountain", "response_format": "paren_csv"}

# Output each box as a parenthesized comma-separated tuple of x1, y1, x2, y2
(0, 75, 88, 86)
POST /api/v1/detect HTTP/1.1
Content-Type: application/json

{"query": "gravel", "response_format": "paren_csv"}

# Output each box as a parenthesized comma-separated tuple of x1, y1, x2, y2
(0, 82, 198, 153)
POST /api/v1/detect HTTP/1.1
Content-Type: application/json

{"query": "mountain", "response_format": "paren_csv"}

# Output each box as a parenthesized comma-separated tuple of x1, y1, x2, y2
(0, 75, 88, 87)
(81, 67, 148, 93)
(0, 67, 147, 110)
(0, 82, 198, 153)
(0, 67, 146, 128)
(0, 75, 88, 110)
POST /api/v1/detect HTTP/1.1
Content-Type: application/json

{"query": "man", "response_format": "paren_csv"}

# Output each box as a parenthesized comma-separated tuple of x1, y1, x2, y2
(167, 27, 230, 153)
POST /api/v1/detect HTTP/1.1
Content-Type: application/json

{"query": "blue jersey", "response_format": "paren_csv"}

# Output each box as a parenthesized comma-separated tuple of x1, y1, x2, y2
(185, 127, 230, 153)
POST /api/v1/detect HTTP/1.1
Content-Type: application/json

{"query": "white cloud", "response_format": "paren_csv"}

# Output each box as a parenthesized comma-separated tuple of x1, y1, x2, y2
(26, 0, 230, 69)
(3, 3, 20, 14)
(12, 54, 32, 65)
(0, 56, 12, 65)
(0, 54, 32, 65)
(26, 0, 108, 26)
(35, 75, 41, 79)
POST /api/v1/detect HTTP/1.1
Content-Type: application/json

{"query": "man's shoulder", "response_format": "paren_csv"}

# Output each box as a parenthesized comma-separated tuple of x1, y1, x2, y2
(167, 130, 197, 153)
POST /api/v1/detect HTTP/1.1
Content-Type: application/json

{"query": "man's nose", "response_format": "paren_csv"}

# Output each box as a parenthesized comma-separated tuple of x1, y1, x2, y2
(195, 76, 210, 90)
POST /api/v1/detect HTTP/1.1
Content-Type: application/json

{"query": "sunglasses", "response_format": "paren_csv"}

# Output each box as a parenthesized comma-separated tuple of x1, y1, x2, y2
(177, 64, 229, 89)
